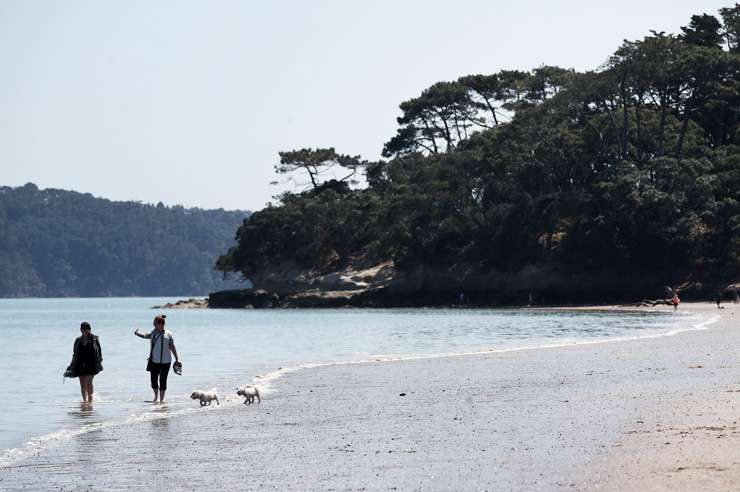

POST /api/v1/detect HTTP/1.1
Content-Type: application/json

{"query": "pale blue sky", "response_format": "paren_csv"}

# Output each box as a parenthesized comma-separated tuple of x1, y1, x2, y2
(0, 1, 731, 210)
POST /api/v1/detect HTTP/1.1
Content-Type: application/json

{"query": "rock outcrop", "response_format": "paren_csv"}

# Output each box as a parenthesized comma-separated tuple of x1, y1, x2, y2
(207, 288, 280, 309)
(152, 298, 208, 309)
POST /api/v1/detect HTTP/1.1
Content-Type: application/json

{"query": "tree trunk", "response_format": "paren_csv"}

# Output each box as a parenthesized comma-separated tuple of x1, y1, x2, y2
(658, 104, 667, 157)
(603, 100, 622, 160)
(483, 96, 499, 126)
(635, 92, 642, 165)
(658, 92, 668, 157)
(676, 116, 690, 162)
(305, 165, 318, 189)
(453, 112, 464, 143)
(438, 115, 453, 150)
(620, 75, 629, 159)
(421, 118, 439, 154)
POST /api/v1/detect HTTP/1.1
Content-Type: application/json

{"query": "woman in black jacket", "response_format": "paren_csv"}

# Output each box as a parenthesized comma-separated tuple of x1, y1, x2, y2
(69, 321, 103, 402)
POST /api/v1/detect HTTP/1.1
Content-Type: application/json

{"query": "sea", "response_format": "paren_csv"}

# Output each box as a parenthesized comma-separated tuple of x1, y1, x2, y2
(0, 297, 713, 466)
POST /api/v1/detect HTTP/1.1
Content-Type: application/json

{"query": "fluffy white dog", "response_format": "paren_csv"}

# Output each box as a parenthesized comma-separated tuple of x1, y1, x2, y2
(236, 385, 261, 405)
(190, 390, 220, 406)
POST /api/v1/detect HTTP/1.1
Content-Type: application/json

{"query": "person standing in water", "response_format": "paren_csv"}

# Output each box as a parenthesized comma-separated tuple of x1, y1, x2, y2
(134, 315, 180, 403)
(671, 293, 680, 312)
(68, 322, 103, 403)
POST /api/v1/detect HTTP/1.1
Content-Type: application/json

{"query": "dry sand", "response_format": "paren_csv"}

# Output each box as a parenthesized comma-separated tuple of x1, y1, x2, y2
(1, 302, 738, 490)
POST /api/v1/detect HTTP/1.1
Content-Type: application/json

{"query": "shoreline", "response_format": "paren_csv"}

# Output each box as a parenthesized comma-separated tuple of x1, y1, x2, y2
(0, 306, 710, 457)
(1, 302, 736, 490)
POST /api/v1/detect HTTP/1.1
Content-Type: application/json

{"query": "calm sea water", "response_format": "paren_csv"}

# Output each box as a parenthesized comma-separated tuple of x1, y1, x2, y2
(0, 297, 709, 462)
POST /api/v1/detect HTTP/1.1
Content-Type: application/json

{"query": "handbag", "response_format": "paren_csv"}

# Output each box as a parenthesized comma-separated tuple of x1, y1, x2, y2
(94, 336, 104, 373)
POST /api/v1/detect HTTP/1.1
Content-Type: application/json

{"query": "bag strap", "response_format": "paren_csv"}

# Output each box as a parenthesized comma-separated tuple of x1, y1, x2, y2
(150, 332, 163, 359)
(160, 331, 165, 362)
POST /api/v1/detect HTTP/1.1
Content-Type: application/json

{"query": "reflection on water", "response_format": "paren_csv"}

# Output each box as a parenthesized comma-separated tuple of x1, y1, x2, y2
(68, 402, 97, 421)
(150, 416, 170, 430)
(148, 404, 172, 415)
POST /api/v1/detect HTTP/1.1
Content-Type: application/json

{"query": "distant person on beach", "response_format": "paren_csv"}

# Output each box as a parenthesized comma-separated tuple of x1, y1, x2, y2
(67, 321, 103, 403)
(671, 293, 680, 312)
(134, 314, 180, 403)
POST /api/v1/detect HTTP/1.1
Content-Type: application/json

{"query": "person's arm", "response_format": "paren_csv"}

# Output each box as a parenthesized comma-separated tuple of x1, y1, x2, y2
(95, 336, 103, 362)
(170, 336, 179, 362)
(134, 329, 151, 339)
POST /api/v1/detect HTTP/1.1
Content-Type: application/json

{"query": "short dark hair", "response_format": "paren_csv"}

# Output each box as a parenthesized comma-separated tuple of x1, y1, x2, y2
(80, 322, 91, 331)
(154, 315, 167, 326)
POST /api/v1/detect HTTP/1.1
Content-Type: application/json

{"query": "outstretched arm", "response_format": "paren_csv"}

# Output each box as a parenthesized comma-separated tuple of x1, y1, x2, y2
(134, 329, 151, 339)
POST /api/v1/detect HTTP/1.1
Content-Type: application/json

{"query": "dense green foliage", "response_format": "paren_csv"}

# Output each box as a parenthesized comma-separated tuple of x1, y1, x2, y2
(0, 183, 248, 297)
(219, 7, 740, 300)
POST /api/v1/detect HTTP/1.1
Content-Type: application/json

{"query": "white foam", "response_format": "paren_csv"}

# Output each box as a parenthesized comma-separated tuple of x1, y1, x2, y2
(243, 312, 721, 389)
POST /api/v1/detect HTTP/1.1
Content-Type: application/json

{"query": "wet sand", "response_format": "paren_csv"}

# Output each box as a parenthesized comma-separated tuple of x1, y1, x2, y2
(1, 302, 738, 490)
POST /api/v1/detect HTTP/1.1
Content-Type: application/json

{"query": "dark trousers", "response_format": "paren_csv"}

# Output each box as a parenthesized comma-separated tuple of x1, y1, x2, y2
(150, 362, 171, 391)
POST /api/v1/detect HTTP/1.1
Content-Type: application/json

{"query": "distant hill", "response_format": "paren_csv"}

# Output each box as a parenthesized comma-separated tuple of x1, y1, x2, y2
(0, 183, 249, 297)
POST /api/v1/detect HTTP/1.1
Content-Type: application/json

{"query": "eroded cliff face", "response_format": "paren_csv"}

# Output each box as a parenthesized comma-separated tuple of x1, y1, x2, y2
(255, 261, 396, 307)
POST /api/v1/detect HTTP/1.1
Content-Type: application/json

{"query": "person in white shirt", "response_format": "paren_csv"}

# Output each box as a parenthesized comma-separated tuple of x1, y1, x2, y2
(134, 314, 180, 403)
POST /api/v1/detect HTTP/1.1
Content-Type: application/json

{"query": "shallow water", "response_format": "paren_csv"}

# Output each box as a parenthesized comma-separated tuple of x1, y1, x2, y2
(0, 297, 706, 458)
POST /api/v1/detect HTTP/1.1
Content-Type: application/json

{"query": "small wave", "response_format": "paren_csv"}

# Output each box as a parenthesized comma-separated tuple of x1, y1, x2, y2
(240, 312, 721, 388)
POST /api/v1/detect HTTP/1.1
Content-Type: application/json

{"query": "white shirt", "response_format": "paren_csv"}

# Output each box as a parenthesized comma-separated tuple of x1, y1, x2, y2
(147, 329, 175, 364)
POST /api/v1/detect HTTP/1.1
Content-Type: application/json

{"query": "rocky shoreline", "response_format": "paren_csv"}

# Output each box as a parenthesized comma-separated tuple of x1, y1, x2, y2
(151, 297, 209, 309)
(155, 259, 734, 309)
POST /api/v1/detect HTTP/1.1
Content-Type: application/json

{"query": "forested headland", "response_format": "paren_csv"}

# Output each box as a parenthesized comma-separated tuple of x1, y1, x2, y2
(217, 6, 740, 306)
(0, 183, 248, 297)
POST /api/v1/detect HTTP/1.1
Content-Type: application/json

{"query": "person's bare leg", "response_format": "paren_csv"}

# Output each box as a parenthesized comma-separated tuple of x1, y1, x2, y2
(78, 377, 87, 402)
(86, 377, 94, 402)
(159, 390, 166, 403)
(149, 367, 159, 402)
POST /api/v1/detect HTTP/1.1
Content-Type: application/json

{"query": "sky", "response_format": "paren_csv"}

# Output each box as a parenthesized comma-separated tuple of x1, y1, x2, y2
(0, 0, 732, 211)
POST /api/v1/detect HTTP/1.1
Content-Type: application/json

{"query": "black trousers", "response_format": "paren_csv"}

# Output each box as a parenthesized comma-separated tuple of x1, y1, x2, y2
(150, 362, 171, 391)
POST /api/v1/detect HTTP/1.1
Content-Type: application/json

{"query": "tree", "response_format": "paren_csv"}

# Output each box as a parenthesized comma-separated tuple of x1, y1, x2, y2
(382, 81, 476, 157)
(275, 148, 363, 190)
(720, 3, 740, 52)
(220, 4, 740, 302)
(458, 73, 505, 126)
(680, 13, 724, 48)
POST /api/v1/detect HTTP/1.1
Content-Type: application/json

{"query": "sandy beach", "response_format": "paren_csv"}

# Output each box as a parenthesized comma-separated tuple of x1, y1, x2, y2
(1, 302, 738, 490)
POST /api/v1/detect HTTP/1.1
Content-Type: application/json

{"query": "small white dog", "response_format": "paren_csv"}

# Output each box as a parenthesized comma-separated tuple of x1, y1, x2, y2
(191, 390, 220, 406)
(236, 385, 261, 405)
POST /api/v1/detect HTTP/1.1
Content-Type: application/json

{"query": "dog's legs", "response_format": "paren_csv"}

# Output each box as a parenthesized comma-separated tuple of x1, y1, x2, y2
(215, 396, 220, 406)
